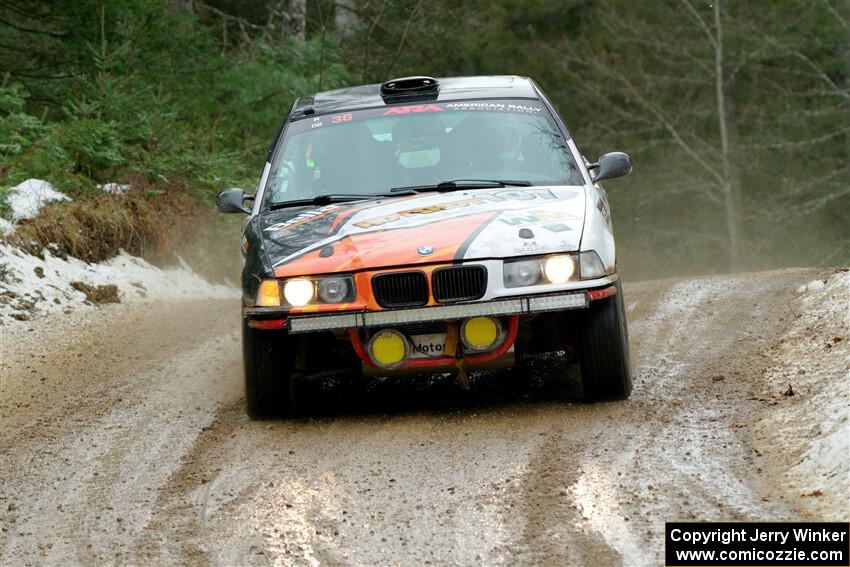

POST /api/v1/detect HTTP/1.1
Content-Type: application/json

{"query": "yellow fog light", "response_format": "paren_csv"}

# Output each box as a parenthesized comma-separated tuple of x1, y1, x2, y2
(367, 329, 409, 368)
(543, 255, 575, 284)
(256, 279, 281, 307)
(461, 317, 500, 351)
(283, 278, 314, 307)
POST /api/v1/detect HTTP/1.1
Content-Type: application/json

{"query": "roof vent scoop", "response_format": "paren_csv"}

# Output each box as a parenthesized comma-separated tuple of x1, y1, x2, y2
(380, 76, 440, 100)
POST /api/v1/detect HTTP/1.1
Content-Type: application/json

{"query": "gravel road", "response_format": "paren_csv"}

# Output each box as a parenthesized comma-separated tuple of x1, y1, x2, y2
(0, 268, 841, 565)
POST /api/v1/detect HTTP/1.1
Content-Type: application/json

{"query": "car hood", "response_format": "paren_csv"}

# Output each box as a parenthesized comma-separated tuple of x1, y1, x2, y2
(262, 186, 586, 277)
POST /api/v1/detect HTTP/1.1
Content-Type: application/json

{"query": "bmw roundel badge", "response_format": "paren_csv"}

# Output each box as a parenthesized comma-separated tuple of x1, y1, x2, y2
(417, 246, 435, 256)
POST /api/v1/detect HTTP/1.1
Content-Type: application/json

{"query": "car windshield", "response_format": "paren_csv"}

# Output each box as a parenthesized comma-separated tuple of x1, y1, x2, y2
(264, 99, 584, 206)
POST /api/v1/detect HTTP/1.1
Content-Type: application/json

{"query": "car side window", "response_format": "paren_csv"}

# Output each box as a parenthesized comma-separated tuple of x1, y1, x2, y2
(265, 135, 307, 202)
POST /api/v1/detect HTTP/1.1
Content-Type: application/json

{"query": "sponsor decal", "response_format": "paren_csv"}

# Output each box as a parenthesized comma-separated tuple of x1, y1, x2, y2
(542, 223, 571, 233)
(499, 209, 580, 227)
(444, 102, 543, 114)
(354, 188, 559, 229)
(410, 334, 447, 358)
(514, 242, 552, 254)
(383, 104, 444, 116)
(268, 188, 581, 271)
(264, 204, 340, 232)
(290, 99, 553, 135)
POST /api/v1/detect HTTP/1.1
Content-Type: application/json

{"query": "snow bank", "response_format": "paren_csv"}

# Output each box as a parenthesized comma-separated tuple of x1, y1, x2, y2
(5, 179, 71, 222)
(0, 243, 237, 324)
(754, 269, 849, 519)
(1, 178, 132, 234)
(0, 178, 238, 323)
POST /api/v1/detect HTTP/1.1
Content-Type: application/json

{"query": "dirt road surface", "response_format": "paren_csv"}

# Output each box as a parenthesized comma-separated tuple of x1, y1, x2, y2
(1, 268, 845, 565)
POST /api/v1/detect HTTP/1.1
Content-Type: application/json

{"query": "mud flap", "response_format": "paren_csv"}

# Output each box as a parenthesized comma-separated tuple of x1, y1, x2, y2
(445, 322, 471, 390)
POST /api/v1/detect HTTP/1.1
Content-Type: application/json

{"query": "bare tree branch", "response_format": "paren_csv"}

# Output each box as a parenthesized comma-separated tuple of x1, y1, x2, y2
(742, 126, 850, 150)
(822, 0, 849, 28)
(587, 55, 726, 189)
(384, 0, 423, 79)
(765, 36, 850, 102)
(679, 0, 717, 50)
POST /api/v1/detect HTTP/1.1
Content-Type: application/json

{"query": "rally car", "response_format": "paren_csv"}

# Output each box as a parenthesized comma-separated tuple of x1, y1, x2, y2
(216, 75, 634, 418)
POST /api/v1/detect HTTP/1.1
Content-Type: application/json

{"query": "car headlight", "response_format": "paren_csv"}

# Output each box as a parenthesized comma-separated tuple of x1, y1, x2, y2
(503, 259, 543, 287)
(543, 255, 575, 284)
(318, 277, 354, 303)
(283, 279, 315, 306)
(503, 253, 585, 288)
(278, 275, 355, 307)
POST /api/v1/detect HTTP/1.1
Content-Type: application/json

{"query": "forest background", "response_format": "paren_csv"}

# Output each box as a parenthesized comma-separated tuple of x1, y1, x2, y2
(1, 0, 847, 280)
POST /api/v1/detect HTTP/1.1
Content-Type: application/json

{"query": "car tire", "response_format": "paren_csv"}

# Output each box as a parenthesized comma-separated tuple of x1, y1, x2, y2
(574, 281, 632, 402)
(242, 319, 296, 419)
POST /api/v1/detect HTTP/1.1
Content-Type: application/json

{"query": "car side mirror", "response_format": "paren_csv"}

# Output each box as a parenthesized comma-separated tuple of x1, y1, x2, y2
(590, 152, 633, 183)
(216, 188, 254, 214)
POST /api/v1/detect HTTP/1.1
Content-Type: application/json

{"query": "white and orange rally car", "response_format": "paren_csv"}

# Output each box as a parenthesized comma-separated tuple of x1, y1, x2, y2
(217, 75, 633, 418)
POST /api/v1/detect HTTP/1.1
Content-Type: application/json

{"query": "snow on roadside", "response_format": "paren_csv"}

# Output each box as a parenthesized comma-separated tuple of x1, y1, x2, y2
(1, 179, 132, 236)
(5, 179, 70, 222)
(754, 268, 849, 519)
(0, 243, 237, 324)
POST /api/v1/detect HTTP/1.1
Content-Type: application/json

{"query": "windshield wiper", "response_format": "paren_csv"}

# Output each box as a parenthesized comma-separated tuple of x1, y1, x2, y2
(268, 191, 416, 211)
(390, 179, 532, 193)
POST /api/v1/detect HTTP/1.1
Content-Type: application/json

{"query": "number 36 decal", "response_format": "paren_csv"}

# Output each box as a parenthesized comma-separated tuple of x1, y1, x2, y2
(331, 113, 353, 124)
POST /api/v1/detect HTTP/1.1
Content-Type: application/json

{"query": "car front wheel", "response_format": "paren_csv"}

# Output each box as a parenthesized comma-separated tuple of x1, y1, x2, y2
(242, 319, 295, 419)
(574, 281, 632, 401)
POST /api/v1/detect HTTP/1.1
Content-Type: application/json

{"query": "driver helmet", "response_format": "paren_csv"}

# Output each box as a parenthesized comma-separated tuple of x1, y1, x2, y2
(392, 116, 445, 168)
(481, 118, 522, 162)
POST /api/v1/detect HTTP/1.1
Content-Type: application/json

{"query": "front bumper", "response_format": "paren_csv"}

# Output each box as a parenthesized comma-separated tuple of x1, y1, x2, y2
(245, 282, 618, 334)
